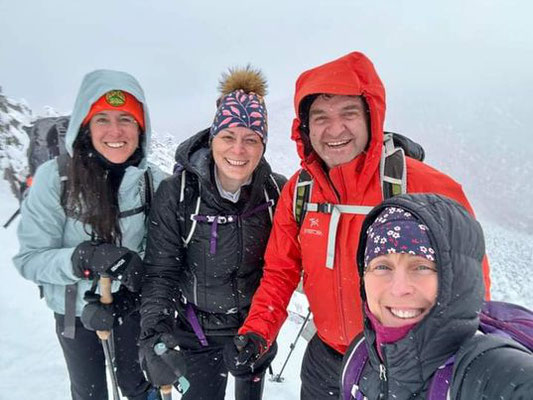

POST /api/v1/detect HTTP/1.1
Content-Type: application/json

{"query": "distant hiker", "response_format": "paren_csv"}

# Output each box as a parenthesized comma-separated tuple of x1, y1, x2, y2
(13, 69, 166, 400)
(341, 193, 533, 399)
(230, 51, 492, 399)
(139, 66, 286, 400)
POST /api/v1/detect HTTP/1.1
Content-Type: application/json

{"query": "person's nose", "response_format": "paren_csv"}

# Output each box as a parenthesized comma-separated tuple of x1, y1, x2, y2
(389, 269, 415, 297)
(106, 119, 123, 136)
(232, 139, 246, 155)
(325, 116, 346, 137)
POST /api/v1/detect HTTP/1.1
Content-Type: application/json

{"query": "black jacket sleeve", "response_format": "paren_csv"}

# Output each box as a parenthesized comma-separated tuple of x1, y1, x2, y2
(454, 335, 533, 399)
(140, 176, 185, 337)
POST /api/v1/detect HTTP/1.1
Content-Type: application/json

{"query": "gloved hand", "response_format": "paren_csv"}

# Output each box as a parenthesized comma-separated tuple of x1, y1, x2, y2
(71, 241, 144, 291)
(81, 287, 141, 332)
(139, 331, 188, 388)
(223, 332, 277, 378)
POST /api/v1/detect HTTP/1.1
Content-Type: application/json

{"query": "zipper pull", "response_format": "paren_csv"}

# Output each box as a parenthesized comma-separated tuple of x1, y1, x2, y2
(379, 364, 387, 381)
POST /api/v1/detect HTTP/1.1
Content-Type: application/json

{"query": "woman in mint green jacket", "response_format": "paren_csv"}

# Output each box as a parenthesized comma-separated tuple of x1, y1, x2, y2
(13, 69, 166, 400)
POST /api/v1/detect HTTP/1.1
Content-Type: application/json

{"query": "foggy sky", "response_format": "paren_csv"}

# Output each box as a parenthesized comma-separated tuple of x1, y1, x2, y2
(2, 0, 532, 138)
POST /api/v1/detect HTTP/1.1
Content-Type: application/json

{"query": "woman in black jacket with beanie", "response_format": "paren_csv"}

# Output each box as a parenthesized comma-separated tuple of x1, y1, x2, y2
(139, 66, 286, 400)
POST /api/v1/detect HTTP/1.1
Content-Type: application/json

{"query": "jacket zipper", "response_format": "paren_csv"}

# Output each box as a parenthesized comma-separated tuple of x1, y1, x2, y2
(379, 346, 389, 399)
(193, 273, 198, 305)
(326, 173, 350, 344)
(235, 218, 243, 313)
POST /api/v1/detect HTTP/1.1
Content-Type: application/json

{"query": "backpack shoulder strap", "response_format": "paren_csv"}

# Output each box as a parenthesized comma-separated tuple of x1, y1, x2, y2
(293, 169, 313, 227)
(428, 356, 455, 400)
(177, 168, 202, 248)
(56, 153, 70, 211)
(381, 132, 407, 199)
(143, 167, 154, 217)
(262, 173, 284, 223)
(340, 336, 369, 400)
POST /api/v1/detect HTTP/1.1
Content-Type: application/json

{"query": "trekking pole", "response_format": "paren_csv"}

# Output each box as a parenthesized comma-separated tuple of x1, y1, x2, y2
(154, 342, 190, 398)
(98, 276, 121, 400)
(271, 309, 312, 383)
(3, 207, 20, 228)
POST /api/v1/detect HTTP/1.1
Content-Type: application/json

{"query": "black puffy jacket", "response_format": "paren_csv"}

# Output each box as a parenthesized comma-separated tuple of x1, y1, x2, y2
(141, 129, 286, 336)
(341, 193, 533, 399)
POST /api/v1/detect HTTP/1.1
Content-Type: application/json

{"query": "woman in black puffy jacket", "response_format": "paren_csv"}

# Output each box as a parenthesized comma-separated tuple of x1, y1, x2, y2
(139, 66, 286, 400)
(341, 193, 533, 399)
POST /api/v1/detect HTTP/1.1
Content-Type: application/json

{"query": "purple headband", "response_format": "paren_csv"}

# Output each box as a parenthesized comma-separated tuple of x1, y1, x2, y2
(210, 89, 268, 144)
(364, 206, 436, 267)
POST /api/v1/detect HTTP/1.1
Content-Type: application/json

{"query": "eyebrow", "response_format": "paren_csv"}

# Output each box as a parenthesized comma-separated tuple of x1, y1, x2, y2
(309, 103, 364, 117)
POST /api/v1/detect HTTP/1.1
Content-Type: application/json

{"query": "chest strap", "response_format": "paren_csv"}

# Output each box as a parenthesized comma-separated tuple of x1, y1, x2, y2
(191, 199, 274, 255)
(305, 203, 374, 269)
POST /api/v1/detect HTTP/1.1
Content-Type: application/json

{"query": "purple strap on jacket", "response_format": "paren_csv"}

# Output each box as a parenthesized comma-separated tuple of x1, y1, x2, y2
(185, 303, 209, 347)
(192, 200, 274, 255)
(428, 356, 454, 400)
(342, 338, 453, 400)
(341, 337, 368, 400)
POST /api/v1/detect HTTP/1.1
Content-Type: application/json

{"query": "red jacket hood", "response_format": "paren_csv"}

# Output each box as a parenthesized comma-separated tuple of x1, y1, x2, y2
(291, 52, 387, 178)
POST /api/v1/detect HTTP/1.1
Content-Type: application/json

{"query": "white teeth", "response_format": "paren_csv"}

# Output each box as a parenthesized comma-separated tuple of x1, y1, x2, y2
(389, 308, 422, 319)
(327, 140, 350, 147)
(106, 142, 126, 148)
(226, 158, 247, 166)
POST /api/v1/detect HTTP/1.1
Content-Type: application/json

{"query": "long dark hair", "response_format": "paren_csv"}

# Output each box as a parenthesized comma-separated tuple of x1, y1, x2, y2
(64, 126, 141, 244)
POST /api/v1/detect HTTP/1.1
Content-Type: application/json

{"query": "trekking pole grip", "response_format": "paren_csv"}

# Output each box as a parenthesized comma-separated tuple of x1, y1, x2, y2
(97, 276, 113, 341)
(160, 385, 172, 400)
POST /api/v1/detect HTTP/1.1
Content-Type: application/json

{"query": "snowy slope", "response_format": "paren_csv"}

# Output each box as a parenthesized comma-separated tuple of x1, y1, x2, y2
(1, 94, 532, 399)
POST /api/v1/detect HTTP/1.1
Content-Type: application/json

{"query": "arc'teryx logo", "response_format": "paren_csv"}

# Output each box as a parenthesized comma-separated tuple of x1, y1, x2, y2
(304, 218, 323, 236)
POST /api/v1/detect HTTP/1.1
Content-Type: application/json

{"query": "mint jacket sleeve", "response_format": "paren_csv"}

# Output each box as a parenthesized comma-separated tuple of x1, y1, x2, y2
(13, 160, 79, 285)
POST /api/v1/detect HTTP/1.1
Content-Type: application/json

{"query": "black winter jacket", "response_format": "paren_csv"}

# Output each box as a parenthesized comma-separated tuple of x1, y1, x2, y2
(141, 129, 286, 337)
(341, 193, 533, 399)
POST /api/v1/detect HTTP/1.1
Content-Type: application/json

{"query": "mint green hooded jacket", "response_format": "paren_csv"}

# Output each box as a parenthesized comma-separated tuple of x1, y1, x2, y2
(13, 69, 166, 316)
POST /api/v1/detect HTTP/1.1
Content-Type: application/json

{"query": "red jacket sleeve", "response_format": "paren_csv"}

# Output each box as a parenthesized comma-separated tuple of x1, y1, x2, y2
(406, 158, 491, 298)
(239, 173, 303, 346)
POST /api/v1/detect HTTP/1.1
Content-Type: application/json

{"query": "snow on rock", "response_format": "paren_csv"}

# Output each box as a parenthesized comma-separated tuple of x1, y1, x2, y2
(0, 87, 32, 199)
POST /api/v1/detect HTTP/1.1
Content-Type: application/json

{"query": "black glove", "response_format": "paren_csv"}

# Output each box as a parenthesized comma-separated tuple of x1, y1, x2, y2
(71, 241, 144, 291)
(80, 287, 141, 331)
(223, 332, 277, 379)
(139, 331, 188, 388)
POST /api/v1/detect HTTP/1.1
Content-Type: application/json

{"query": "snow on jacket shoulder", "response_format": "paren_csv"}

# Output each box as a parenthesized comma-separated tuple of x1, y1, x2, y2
(239, 51, 490, 354)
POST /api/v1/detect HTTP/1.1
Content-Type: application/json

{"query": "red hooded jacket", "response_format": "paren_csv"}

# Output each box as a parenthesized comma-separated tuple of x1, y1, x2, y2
(239, 52, 491, 354)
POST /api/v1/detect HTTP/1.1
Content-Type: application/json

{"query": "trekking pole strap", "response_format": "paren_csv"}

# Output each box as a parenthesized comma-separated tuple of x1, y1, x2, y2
(305, 203, 374, 269)
(185, 303, 209, 347)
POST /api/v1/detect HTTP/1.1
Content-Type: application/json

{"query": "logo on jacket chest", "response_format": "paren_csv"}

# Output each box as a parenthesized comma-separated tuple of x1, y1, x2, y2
(303, 217, 323, 236)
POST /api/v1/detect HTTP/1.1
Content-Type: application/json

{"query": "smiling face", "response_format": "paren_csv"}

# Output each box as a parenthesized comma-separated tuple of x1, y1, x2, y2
(89, 110, 141, 164)
(211, 126, 264, 193)
(364, 253, 438, 328)
(308, 95, 369, 169)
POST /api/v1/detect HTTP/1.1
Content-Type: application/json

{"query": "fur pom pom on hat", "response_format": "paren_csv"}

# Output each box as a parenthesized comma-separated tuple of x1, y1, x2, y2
(217, 65, 268, 99)
(210, 65, 268, 144)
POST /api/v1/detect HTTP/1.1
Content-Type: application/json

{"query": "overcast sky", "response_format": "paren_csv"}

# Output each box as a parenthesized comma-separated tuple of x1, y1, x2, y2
(1, 0, 532, 137)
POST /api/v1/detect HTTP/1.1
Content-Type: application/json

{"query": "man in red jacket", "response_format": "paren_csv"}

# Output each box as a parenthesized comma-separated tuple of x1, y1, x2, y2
(223, 51, 491, 399)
